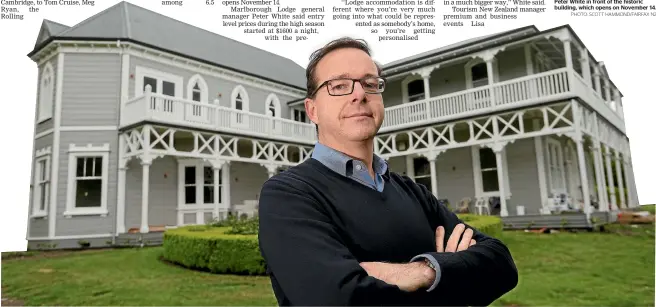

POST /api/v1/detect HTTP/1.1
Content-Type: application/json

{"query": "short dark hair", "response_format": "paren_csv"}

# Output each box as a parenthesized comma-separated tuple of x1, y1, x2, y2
(305, 37, 382, 99)
(305, 37, 382, 135)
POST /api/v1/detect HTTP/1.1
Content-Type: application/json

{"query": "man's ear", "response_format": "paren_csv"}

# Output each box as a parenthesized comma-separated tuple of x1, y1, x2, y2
(305, 98, 318, 125)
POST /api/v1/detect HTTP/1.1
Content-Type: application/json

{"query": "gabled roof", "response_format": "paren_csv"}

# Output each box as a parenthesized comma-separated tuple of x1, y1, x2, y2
(35, 19, 70, 48)
(28, 1, 307, 90)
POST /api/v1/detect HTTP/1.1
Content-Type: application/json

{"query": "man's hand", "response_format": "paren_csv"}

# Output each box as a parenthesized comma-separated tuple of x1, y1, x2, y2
(360, 261, 435, 292)
(435, 223, 476, 252)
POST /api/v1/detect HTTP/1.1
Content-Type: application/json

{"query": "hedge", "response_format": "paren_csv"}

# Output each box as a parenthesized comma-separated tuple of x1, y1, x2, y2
(162, 225, 264, 275)
(162, 214, 503, 275)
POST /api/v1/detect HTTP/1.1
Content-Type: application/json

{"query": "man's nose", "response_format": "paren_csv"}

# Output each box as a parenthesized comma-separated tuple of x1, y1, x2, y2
(351, 81, 366, 102)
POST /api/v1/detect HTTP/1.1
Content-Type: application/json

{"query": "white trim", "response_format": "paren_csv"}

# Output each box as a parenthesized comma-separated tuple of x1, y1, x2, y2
(28, 233, 113, 241)
(60, 126, 117, 131)
(471, 146, 511, 199)
(265, 93, 282, 117)
(35, 128, 54, 139)
(231, 85, 250, 111)
(401, 74, 425, 103)
(32, 149, 51, 218)
(37, 62, 54, 123)
(48, 53, 64, 239)
(186, 74, 209, 103)
(64, 143, 110, 217)
(134, 65, 183, 98)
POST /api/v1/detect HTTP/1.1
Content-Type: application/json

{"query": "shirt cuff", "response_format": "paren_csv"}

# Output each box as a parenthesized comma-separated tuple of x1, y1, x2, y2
(410, 253, 441, 292)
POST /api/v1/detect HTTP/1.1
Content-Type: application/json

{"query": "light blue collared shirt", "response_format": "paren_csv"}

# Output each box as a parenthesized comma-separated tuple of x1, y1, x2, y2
(311, 142, 387, 192)
(310, 142, 441, 292)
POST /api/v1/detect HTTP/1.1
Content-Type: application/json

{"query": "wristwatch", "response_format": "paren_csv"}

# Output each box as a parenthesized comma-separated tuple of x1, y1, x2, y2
(424, 258, 436, 270)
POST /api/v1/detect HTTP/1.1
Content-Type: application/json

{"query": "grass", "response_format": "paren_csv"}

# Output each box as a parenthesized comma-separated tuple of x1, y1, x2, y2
(2, 225, 654, 306)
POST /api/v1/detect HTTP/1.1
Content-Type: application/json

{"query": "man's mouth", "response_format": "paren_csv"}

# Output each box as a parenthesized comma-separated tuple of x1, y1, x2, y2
(346, 112, 373, 118)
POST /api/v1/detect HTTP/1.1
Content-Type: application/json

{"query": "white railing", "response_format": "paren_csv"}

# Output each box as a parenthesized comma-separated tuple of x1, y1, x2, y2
(381, 68, 572, 131)
(120, 86, 317, 144)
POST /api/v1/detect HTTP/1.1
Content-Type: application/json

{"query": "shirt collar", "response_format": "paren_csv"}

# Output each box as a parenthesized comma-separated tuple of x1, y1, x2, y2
(311, 142, 388, 177)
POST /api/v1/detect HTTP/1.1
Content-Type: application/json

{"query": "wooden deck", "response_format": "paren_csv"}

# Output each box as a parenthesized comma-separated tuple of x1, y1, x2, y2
(501, 211, 618, 230)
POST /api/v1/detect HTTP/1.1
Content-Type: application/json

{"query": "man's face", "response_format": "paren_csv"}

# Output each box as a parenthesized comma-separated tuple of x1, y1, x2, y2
(305, 48, 384, 142)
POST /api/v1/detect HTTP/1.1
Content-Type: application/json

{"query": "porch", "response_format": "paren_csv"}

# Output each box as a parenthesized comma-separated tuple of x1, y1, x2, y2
(116, 124, 305, 234)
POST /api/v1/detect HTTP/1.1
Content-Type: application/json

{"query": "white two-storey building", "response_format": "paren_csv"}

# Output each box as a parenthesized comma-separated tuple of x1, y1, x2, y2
(26, 1, 639, 249)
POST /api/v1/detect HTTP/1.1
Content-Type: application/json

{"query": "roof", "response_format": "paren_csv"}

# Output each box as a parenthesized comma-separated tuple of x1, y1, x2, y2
(381, 26, 538, 70)
(29, 1, 307, 90)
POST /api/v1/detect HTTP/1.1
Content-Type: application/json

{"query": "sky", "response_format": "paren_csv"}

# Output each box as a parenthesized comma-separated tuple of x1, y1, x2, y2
(0, 0, 654, 252)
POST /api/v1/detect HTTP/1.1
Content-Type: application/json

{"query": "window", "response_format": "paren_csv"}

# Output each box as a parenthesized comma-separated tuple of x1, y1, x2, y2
(545, 138, 566, 194)
(37, 62, 54, 122)
(135, 66, 183, 113)
(292, 109, 307, 123)
(231, 85, 250, 126)
(479, 148, 498, 192)
(407, 79, 425, 102)
(180, 161, 223, 206)
(65, 144, 110, 217)
(472, 146, 511, 197)
(187, 74, 209, 117)
(413, 157, 432, 190)
(266, 94, 281, 117)
(471, 63, 488, 88)
(32, 147, 51, 217)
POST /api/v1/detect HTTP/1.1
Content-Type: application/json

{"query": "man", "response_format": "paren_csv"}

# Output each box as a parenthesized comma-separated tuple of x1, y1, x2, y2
(258, 37, 518, 306)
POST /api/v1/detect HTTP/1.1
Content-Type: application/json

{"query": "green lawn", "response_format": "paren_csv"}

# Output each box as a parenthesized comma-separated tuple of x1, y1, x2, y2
(2, 225, 654, 306)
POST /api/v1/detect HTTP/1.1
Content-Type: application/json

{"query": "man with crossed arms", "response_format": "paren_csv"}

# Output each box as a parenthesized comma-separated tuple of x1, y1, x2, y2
(258, 37, 518, 306)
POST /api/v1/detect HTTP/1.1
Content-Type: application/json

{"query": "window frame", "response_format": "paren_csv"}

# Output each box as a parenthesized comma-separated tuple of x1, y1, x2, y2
(32, 146, 52, 218)
(471, 146, 511, 199)
(64, 144, 110, 217)
(177, 159, 223, 210)
(134, 66, 183, 98)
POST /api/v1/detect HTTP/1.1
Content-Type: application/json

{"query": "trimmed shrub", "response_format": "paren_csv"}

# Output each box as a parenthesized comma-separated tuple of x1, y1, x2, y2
(162, 226, 264, 275)
(162, 214, 503, 275)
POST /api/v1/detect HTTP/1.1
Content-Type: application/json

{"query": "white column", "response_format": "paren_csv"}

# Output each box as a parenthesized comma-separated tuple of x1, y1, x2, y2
(532, 120, 548, 213)
(570, 101, 591, 215)
(623, 159, 635, 207)
(614, 151, 626, 208)
(492, 142, 508, 217)
(405, 155, 415, 178)
(421, 71, 431, 99)
(483, 52, 496, 106)
(418, 67, 434, 120)
(604, 79, 612, 104)
(424, 151, 441, 198)
(575, 137, 591, 214)
(222, 162, 231, 212)
(593, 66, 602, 95)
(580, 48, 592, 85)
(591, 143, 607, 211)
(563, 38, 573, 70)
(264, 164, 278, 178)
(140, 156, 152, 233)
(603, 145, 617, 210)
(116, 164, 127, 234)
(213, 164, 221, 219)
